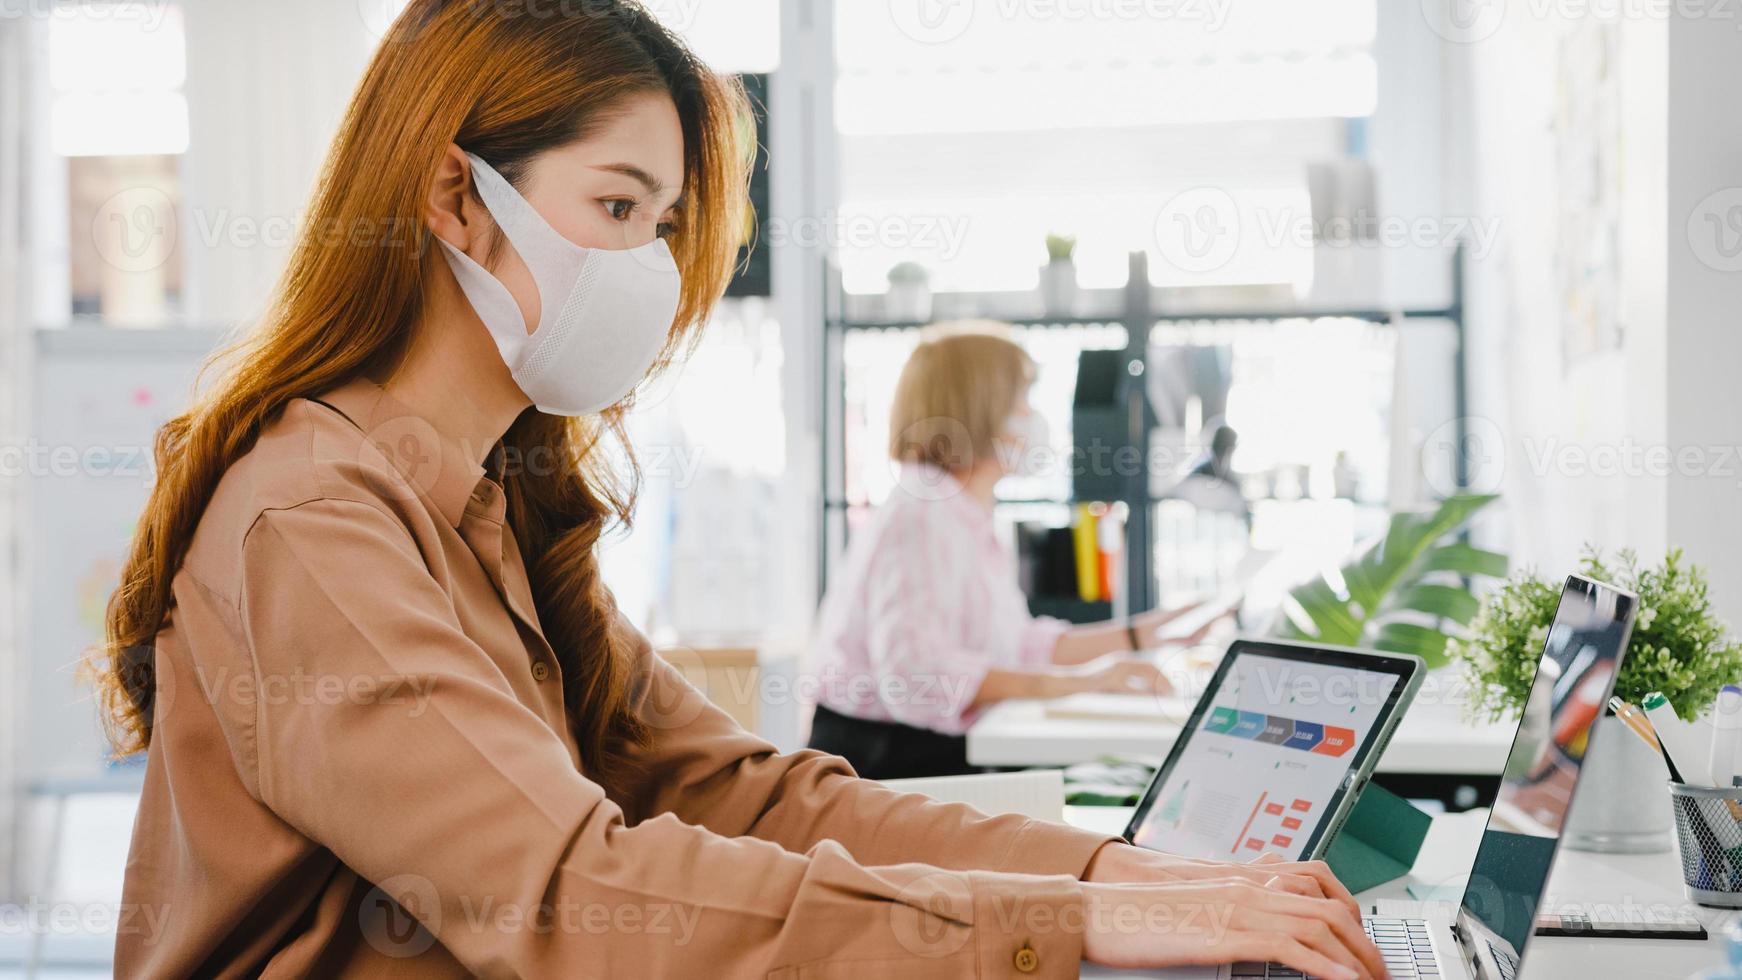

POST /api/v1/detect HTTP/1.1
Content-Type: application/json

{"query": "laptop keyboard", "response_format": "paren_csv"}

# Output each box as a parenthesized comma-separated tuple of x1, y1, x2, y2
(1230, 916, 1440, 978)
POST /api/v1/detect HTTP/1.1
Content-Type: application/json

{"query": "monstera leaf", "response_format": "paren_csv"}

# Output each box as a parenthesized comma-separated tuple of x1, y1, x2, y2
(1278, 494, 1506, 668)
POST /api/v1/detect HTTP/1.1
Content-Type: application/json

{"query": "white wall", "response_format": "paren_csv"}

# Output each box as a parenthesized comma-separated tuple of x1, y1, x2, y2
(1449, 5, 1742, 626)
(0, 15, 25, 900)
(1664, 21, 1742, 627)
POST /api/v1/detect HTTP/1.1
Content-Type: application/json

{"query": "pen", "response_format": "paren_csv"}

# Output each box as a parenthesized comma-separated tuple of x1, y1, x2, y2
(1641, 693, 1700, 785)
(1712, 685, 1742, 788)
(1610, 697, 1684, 783)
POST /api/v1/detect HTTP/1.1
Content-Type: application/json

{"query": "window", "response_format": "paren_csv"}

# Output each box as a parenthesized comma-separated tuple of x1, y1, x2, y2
(52, 3, 188, 324)
(833, 0, 1377, 293)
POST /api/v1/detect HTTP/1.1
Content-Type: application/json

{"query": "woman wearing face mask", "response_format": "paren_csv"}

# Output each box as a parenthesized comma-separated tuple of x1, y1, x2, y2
(807, 327, 1219, 781)
(94, 4, 1384, 978)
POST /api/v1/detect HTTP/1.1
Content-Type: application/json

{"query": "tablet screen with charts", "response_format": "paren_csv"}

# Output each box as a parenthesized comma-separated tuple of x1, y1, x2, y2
(1123, 639, 1423, 862)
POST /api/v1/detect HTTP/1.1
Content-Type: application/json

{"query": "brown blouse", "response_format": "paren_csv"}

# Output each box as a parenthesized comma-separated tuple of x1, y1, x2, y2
(115, 376, 1118, 978)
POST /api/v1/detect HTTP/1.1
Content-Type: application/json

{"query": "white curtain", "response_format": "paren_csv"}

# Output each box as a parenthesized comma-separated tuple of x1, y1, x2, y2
(178, 0, 376, 327)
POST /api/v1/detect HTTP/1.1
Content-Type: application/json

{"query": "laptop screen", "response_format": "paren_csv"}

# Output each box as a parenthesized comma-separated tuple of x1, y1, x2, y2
(1456, 575, 1636, 968)
(1125, 643, 1415, 861)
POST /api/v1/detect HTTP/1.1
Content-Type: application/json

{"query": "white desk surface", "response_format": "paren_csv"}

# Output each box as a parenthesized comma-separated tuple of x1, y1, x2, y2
(1063, 805, 1732, 979)
(969, 694, 1517, 775)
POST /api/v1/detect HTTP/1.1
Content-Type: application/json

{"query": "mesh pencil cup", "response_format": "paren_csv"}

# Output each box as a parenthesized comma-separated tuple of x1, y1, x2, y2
(1669, 782, 1742, 907)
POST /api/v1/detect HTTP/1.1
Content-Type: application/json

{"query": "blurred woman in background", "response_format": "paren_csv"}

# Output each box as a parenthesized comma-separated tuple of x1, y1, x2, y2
(808, 325, 1215, 779)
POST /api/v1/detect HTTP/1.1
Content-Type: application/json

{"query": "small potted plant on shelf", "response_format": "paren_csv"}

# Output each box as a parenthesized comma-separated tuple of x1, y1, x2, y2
(1041, 232, 1078, 316)
(1452, 548, 1742, 854)
(884, 261, 932, 322)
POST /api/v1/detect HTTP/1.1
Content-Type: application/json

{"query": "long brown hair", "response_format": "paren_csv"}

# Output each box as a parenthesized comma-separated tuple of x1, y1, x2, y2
(95, 0, 750, 794)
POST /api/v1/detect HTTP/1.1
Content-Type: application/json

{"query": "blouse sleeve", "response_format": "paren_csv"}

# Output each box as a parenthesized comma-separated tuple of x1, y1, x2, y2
(614, 626, 1118, 877)
(232, 496, 1097, 977)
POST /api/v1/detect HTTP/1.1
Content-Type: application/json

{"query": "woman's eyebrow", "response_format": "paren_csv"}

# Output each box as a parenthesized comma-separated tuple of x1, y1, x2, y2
(590, 162, 666, 195)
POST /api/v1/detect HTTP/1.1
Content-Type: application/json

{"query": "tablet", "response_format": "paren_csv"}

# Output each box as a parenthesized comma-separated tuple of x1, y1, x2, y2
(1123, 638, 1424, 861)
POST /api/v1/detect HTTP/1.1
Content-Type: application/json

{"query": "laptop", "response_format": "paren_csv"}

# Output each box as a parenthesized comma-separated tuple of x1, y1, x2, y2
(1085, 573, 1637, 980)
(1121, 639, 1426, 864)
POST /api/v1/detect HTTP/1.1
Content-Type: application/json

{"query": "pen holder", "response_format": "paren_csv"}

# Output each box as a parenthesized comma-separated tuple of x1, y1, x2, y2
(1669, 782, 1742, 907)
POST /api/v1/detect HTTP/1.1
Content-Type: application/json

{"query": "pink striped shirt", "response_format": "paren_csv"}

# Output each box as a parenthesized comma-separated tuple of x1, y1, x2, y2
(811, 463, 1070, 735)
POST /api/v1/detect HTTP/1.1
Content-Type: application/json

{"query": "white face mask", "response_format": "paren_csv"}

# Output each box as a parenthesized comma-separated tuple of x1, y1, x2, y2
(436, 152, 682, 417)
(1000, 409, 1052, 478)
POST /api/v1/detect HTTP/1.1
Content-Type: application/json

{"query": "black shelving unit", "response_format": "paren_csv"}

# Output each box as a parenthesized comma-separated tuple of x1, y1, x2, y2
(819, 246, 1469, 615)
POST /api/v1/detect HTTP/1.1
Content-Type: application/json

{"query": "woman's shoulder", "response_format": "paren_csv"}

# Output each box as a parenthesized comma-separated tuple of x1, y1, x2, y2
(177, 397, 427, 599)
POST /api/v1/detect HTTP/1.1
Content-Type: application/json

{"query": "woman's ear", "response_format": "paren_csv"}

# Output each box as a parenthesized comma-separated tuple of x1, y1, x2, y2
(426, 143, 475, 249)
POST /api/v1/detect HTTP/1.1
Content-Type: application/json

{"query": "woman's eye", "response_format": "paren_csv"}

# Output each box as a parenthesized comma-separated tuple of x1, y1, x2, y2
(656, 221, 676, 239)
(605, 199, 636, 221)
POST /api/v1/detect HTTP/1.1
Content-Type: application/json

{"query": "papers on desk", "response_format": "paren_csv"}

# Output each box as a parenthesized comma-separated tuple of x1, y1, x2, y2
(879, 769, 1065, 821)
(1042, 691, 1194, 725)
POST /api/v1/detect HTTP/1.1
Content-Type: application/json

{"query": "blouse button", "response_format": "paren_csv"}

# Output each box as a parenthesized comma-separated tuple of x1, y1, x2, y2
(1013, 945, 1039, 973)
(531, 661, 551, 682)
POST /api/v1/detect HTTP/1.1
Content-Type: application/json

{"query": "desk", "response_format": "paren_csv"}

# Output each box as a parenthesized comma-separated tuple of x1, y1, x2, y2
(968, 695, 1516, 776)
(1063, 805, 1732, 979)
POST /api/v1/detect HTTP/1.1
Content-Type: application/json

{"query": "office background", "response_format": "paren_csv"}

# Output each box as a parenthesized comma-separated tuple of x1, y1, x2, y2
(2, 1, 1741, 973)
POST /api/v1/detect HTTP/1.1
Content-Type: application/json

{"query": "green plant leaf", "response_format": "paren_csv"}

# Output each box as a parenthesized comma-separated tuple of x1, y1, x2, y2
(1396, 584, 1482, 625)
(1285, 578, 1364, 645)
(1278, 494, 1503, 656)
(1374, 622, 1454, 667)
(1424, 543, 1509, 578)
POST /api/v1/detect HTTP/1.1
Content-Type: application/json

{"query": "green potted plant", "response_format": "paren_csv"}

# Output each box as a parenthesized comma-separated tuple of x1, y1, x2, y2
(1452, 549, 1742, 853)
(885, 260, 931, 322)
(1040, 232, 1078, 316)
(1278, 493, 1507, 669)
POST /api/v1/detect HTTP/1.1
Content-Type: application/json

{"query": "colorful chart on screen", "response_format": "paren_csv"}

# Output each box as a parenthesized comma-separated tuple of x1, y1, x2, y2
(1129, 652, 1401, 860)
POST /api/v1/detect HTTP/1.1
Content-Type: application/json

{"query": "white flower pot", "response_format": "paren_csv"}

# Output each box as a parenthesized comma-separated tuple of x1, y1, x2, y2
(886, 280, 931, 322)
(1040, 259, 1078, 316)
(1563, 714, 1674, 853)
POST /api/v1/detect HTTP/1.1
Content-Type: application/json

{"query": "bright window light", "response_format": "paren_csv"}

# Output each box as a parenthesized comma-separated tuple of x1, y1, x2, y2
(52, 92, 190, 157)
(837, 56, 1377, 136)
(652, 0, 780, 73)
(50, 4, 188, 157)
(837, 0, 1375, 69)
(48, 5, 186, 92)
(835, 184, 1314, 294)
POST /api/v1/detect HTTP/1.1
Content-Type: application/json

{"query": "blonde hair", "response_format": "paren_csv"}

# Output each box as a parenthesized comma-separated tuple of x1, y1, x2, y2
(888, 322, 1036, 475)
